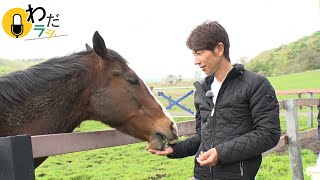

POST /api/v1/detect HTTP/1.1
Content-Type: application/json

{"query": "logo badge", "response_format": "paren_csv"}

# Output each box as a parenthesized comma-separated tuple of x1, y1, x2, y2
(2, 8, 32, 38)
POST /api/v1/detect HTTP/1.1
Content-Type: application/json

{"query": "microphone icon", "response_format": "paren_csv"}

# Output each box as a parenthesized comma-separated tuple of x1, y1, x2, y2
(11, 14, 24, 38)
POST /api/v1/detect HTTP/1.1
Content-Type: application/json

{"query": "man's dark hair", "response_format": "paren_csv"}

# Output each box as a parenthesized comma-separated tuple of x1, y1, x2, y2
(186, 20, 230, 62)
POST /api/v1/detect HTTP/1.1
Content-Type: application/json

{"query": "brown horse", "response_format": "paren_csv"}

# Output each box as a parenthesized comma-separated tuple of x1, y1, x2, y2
(0, 31, 178, 167)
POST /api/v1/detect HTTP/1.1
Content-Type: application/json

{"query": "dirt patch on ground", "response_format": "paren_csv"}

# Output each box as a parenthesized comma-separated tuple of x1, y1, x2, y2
(300, 136, 320, 153)
(274, 135, 319, 154)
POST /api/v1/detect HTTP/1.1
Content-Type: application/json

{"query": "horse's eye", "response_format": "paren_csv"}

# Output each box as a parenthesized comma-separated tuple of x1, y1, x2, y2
(128, 78, 139, 85)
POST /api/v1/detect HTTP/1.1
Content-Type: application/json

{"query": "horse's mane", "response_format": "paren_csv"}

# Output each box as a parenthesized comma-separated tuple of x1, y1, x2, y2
(85, 48, 128, 64)
(107, 49, 128, 64)
(0, 51, 91, 111)
(0, 48, 128, 112)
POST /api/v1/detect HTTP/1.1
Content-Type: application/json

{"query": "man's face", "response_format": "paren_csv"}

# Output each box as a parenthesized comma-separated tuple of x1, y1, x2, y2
(192, 44, 224, 75)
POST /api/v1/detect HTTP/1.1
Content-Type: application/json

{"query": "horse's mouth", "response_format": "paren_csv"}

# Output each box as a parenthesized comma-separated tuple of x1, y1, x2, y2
(147, 133, 168, 150)
(149, 132, 178, 150)
(155, 132, 166, 149)
(156, 132, 178, 144)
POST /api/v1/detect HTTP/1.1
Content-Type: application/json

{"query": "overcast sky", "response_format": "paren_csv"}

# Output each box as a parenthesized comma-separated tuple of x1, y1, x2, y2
(1, 0, 319, 79)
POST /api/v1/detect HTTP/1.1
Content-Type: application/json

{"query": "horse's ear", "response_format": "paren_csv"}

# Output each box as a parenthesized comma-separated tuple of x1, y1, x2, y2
(92, 31, 108, 59)
(85, 43, 93, 51)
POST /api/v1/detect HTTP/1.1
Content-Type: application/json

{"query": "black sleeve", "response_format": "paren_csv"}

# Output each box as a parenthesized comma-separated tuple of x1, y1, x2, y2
(167, 91, 201, 158)
(215, 76, 281, 164)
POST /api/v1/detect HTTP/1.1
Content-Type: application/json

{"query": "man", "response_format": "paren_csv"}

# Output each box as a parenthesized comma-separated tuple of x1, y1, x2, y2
(148, 20, 281, 179)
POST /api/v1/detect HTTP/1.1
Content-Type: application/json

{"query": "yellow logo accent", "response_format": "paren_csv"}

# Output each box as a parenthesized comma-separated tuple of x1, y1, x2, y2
(2, 8, 33, 38)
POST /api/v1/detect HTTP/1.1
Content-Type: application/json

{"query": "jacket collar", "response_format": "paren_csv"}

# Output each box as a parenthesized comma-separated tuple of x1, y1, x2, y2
(204, 63, 245, 89)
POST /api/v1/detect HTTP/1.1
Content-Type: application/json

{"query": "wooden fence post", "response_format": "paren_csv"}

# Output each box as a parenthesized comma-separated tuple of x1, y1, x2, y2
(298, 93, 302, 109)
(285, 99, 304, 180)
(307, 93, 313, 128)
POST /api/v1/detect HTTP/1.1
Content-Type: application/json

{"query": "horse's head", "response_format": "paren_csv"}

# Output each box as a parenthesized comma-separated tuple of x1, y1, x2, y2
(84, 31, 178, 150)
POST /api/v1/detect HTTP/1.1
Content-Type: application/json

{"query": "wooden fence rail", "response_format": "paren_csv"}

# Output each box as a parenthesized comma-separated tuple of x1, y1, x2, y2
(0, 98, 319, 180)
(276, 89, 320, 96)
(31, 120, 197, 158)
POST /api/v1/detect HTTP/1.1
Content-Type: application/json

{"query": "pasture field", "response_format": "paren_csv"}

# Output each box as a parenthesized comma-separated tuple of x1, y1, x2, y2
(35, 69, 320, 180)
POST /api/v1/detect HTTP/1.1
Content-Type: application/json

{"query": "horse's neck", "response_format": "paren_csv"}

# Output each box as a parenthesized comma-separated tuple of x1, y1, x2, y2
(1, 77, 88, 136)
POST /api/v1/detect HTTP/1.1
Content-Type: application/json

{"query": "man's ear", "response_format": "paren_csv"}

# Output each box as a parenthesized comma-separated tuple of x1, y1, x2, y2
(215, 42, 224, 56)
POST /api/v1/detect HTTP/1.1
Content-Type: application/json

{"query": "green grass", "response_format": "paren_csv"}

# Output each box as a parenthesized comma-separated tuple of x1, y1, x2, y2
(257, 149, 317, 180)
(73, 120, 111, 132)
(279, 114, 318, 132)
(35, 69, 320, 179)
(268, 69, 320, 90)
(36, 141, 195, 180)
(268, 69, 320, 100)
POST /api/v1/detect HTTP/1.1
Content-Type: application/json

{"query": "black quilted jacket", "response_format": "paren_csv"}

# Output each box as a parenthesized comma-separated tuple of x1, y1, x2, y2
(168, 64, 281, 179)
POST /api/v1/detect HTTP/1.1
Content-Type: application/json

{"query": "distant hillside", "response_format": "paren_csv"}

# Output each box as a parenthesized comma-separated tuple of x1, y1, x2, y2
(245, 31, 320, 76)
(0, 58, 45, 76)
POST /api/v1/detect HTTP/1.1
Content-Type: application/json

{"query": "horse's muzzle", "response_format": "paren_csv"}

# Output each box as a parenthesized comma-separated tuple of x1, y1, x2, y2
(148, 130, 179, 150)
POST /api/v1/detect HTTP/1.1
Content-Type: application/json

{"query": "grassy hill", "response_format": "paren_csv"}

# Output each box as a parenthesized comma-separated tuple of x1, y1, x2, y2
(0, 58, 45, 76)
(245, 31, 320, 76)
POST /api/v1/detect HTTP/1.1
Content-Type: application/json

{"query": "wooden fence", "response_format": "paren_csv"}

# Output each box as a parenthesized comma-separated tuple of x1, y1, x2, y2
(0, 98, 319, 180)
(276, 89, 320, 96)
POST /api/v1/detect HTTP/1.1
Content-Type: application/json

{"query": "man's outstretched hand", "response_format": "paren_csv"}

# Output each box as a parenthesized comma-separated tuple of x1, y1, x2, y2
(148, 146, 173, 156)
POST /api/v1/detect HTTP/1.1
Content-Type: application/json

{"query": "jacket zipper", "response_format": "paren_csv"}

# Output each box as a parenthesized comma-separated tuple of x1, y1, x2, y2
(209, 87, 219, 175)
(240, 161, 244, 176)
(210, 115, 215, 174)
(210, 115, 216, 174)
(206, 68, 237, 178)
(210, 77, 228, 148)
